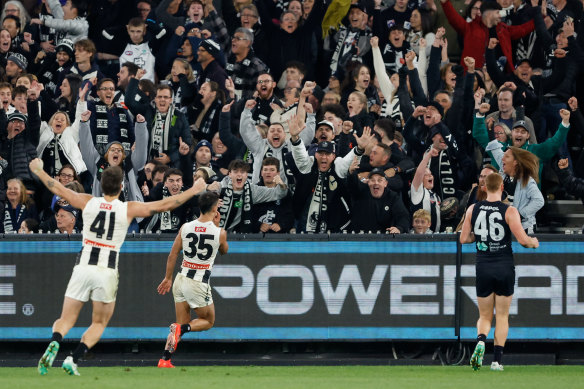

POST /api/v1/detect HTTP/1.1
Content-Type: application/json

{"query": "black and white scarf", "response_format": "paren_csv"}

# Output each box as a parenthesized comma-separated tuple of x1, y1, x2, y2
(150, 106, 175, 159)
(219, 179, 253, 232)
(263, 143, 296, 194)
(3, 202, 25, 233)
(42, 134, 67, 177)
(94, 100, 131, 155)
(436, 150, 457, 199)
(146, 186, 181, 232)
(330, 27, 367, 74)
(305, 171, 331, 233)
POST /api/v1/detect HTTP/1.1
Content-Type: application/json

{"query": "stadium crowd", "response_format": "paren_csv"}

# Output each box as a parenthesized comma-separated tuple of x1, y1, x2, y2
(0, 0, 583, 235)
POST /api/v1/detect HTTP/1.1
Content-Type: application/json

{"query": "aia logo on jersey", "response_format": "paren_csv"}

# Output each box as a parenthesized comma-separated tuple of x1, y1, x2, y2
(125, 51, 133, 56)
(194, 227, 206, 232)
(100, 203, 113, 210)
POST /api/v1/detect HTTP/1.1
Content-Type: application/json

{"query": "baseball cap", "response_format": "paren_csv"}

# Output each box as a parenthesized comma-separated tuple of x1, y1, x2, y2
(349, 2, 367, 13)
(316, 120, 335, 131)
(316, 141, 336, 154)
(369, 167, 387, 180)
(54, 202, 79, 219)
(512, 120, 527, 130)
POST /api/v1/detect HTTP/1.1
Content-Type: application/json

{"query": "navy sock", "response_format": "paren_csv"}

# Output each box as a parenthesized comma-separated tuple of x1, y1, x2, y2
(181, 324, 191, 334)
(494, 345, 504, 363)
(51, 332, 63, 343)
(477, 334, 487, 342)
(72, 342, 88, 364)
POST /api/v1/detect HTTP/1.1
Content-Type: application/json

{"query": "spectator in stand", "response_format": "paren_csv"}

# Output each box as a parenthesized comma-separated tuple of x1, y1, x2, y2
(327, 3, 372, 80)
(411, 146, 442, 232)
(125, 78, 191, 167)
(217, 159, 288, 233)
(501, 146, 544, 233)
(225, 27, 269, 100)
(5, 52, 27, 86)
(231, 72, 282, 131)
(252, 157, 295, 233)
(341, 63, 380, 112)
(56, 73, 82, 123)
(162, 58, 196, 111)
(30, 0, 89, 45)
(289, 116, 374, 233)
(406, 7, 435, 58)
(348, 167, 410, 233)
(485, 87, 536, 144)
(115, 62, 139, 104)
(440, 0, 537, 72)
(0, 178, 38, 233)
(379, 23, 411, 75)
(410, 209, 433, 234)
(188, 80, 224, 143)
(33, 39, 74, 99)
(372, 0, 413, 47)
(240, 94, 315, 185)
(79, 110, 147, 205)
(196, 39, 228, 94)
(68, 39, 104, 82)
(18, 217, 39, 234)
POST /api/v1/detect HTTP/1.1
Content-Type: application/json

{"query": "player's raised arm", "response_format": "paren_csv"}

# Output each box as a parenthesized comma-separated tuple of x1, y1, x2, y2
(506, 206, 539, 248)
(157, 226, 183, 295)
(459, 204, 476, 244)
(127, 178, 207, 220)
(29, 158, 92, 210)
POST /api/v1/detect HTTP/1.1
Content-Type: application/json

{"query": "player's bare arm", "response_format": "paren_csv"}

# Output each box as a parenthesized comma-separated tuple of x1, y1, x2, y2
(157, 227, 183, 295)
(29, 158, 92, 210)
(459, 205, 476, 244)
(127, 178, 207, 220)
(219, 229, 229, 255)
(506, 206, 539, 248)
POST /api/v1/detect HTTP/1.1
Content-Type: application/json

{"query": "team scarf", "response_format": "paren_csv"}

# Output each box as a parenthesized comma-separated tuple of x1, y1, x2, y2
(94, 100, 131, 155)
(150, 105, 176, 156)
(193, 102, 219, 136)
(219, 179, 253, 232)
(42, 134, 67, 177)
(305, 171, 331, 233)
(436, 149, 457, 200)
(146, 186, 181, 232)
(3, 202, 25, 233)
(330, 26, 368, 73)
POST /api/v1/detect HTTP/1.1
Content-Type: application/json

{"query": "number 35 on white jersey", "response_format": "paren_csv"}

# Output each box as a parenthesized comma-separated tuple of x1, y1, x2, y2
(179, 219, 222, 281)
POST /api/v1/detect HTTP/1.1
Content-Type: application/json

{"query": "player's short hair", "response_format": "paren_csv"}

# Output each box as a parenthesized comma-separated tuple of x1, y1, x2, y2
(262, 156, 280, 171)
(121, 62, 140, 77)
(164, 168, 183, 182)
(156, 83, 173, 96)
(198, 191, 220, 215)
(285, 60, 305, 76)
(127, 16, 145, 28)
(101, 166, 123, 196)
(373, 142, 391, 159)
(485, 173, 503, 193)
(0, 81, 12, 92)
(228, 159, 250, 173)
(234, 27, 254, 45)
(413, 209, 431, 223)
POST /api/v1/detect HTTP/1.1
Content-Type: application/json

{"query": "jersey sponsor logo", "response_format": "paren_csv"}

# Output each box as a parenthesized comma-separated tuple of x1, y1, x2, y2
(194, 226, 207, 232)
(125, 51, 133, 56)
(100, 203, 113, 210)
(182, 260, 210, 270)
(83, 238, 116, 249)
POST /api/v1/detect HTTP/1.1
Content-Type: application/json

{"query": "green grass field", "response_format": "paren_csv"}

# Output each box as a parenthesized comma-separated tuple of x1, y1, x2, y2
(1, 366, 583, 389)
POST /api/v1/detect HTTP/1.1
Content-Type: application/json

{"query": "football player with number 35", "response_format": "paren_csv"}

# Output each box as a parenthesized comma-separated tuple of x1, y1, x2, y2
(460, 173, 538, 372)
(156, 191, 228, 368)
(31, 158, 207, 376)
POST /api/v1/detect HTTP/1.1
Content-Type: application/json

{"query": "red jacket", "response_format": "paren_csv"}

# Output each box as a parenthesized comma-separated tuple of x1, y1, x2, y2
(442, 0, 534, 73)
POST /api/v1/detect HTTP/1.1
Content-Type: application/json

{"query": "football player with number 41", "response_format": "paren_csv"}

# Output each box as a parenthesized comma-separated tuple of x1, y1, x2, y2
(460, 173, 538, 372)
(157, 191, 228, 368)
(31, 158, 207, 376)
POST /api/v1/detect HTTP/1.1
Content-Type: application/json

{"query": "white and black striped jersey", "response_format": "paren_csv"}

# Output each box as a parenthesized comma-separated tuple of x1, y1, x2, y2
(180, 219, 222, 283)
(76, 197, 130, 270)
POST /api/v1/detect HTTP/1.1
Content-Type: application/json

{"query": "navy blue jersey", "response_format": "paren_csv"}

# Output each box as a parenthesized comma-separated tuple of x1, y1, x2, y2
(470, 201, 513, 262)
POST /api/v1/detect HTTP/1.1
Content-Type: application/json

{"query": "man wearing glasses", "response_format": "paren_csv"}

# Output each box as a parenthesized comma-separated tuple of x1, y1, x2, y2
(225, 28, 269, 100)
(80, 78, 135, 156)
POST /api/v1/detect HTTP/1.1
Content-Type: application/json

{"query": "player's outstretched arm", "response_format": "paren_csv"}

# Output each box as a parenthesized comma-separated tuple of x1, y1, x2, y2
(157, 227, 183, 295)
(29, 158, 92, 210)
(127, 178, 207, 219)
(506, 206, 539, 248)
(459, 205, 476, 244)
(219, 229, 228, 255)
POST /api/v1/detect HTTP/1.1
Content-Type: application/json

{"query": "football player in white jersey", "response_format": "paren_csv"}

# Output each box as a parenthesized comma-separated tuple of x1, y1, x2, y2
(157, 191, 228, 368)
(30, 156, 207, 376)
